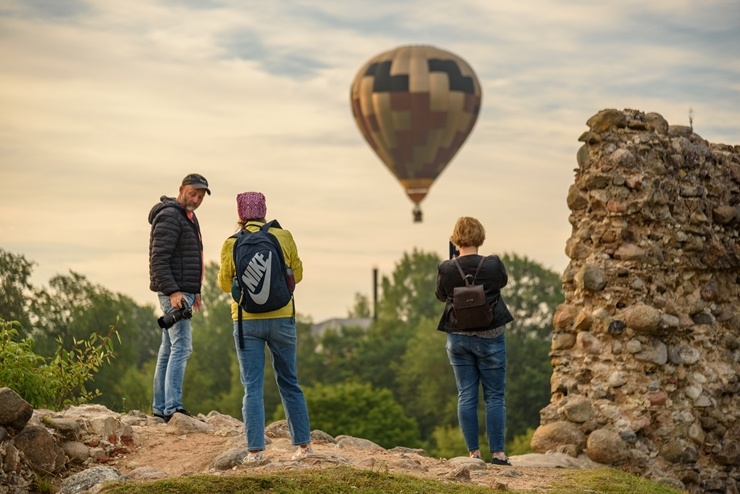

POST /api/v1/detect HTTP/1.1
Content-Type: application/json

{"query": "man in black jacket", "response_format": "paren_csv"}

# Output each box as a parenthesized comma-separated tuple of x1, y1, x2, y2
(148, 173, 210, 422)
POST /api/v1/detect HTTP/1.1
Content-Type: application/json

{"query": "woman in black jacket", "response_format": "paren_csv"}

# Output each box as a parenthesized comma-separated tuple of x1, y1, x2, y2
(435, 216, 514, 465)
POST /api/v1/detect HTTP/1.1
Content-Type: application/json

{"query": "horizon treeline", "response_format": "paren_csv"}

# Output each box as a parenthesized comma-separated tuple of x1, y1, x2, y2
(0, 247, 561, 458)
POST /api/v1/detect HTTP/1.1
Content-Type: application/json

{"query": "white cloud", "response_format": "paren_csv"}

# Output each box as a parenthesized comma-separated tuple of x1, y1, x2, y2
(0, 0, 738, 321)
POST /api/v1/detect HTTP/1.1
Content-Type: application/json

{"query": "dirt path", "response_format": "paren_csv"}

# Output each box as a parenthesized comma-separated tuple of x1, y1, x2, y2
(108, 414, 589, 492)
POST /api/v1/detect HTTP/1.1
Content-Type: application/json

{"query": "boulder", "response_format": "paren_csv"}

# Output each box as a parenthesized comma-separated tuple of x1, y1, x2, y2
(0, 388, 33, 431)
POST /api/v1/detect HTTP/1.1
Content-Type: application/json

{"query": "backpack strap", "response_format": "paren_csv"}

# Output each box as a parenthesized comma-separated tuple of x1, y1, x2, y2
(233, 231, 245, 350)
(472, 256, 486, 282)
(453, 256, 486, 286)
(263, 219, 282, 230)
(237, 301, 244, 350)
(257, 219, 296, 323)
(262, 222, 288, 266)
(263, 220, 295, 321)
(452, 257, 473, 286)
(230, 231, 239, 266)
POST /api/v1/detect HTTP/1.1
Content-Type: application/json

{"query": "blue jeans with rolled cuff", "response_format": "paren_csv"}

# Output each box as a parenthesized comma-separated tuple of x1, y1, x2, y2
(446, 332, 506, 453)
(233, 317, 311, 451)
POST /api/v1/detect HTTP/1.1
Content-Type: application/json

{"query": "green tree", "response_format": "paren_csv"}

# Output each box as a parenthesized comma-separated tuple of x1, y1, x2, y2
(116, 361, 156, 412)
(29, 271, 160, 411)
(498, 253, 562, 339)
(119, 298, 161, 368)
(497, 253, 561, 443)
(31, 272, 117, 354)
(295, 381, 420, 449)
(0, 248, 36, 337)
(210, 353, 245, 420)
(346, 249, 442, 396)
(430, 424, 470, 459)
(299, 324, 366, 386)
(507, 428, 536, 455)
(375, 248, 440, 327)
(90, 294, 160, 412)
(395, 317, 457, 438)
(347, 293, 372, 318)
(504, 329, 553, 443)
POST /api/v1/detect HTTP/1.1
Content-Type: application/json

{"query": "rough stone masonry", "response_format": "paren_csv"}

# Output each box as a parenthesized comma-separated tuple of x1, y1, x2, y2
(531, 109, 740, 494)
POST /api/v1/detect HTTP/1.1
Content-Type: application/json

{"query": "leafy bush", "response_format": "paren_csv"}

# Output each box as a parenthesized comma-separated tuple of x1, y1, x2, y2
(284, 381, 420, 449)
(429, 424, 470, 459)
(0, 320, 54, 406)
(0, 318, 119, 410)
(507, 427, 535, 455)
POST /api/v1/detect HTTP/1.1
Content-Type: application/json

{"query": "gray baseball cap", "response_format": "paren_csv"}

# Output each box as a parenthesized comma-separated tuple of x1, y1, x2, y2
(181, 173, 211, 195)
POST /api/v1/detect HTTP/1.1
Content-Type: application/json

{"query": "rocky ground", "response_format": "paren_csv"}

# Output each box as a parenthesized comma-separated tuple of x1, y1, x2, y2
(104, 410, 603, 492)
(0, 393, 609, 493)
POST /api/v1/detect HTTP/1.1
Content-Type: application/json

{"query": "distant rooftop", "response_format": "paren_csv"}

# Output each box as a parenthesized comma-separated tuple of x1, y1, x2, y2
(311, 317, 373, 337)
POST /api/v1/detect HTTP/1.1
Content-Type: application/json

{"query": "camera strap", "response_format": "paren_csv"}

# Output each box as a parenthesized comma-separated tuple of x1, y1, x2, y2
(237, 305, 244, 350)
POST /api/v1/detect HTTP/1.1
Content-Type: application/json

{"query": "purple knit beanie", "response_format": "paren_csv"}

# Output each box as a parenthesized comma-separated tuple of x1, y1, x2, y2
(237, 192, 267, 221)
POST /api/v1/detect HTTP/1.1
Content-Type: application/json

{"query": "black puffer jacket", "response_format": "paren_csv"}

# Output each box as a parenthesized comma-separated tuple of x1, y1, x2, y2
(148, 196, 204, 296)
(435, 254, 514, 332)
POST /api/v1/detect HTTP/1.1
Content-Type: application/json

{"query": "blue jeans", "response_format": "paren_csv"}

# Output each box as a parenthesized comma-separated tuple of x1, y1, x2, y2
(446, 332, 506, 453)
(152, 293, 195, 416)
(233, 318, 311, 451)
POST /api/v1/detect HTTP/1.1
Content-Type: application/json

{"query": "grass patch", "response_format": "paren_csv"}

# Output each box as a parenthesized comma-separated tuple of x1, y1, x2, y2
(100, 465, 687, 494)
(550, 468, 686, 494)
(101, 467, 497, 494)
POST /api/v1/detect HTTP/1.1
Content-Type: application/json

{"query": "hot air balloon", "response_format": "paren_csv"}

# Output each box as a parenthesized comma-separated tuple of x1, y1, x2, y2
(350, 45, 482, 222)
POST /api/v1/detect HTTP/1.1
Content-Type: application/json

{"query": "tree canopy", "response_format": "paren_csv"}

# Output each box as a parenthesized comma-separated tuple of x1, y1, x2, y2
(0, 246, 562, 456)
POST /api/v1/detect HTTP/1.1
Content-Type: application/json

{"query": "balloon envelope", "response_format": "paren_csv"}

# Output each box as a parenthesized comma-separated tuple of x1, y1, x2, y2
(350, 45, 482, 216)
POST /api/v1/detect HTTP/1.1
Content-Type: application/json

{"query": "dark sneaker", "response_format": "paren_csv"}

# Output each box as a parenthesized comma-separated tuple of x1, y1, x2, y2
(174, 408, 192, 417)
(491, 456, 512, 466)
(153, 413, 170, 423)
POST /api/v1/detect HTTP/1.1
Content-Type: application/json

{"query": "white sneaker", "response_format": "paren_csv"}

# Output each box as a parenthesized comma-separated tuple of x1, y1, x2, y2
(243, 451, 263, 463)
(291, 445, 314, 460)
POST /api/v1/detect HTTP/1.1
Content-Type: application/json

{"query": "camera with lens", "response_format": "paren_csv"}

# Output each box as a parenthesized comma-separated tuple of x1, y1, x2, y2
(157, 300, 193, 329)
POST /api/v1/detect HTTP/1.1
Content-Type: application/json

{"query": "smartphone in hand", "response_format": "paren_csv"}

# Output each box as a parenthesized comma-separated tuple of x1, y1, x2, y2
(449, 241, 459, 259)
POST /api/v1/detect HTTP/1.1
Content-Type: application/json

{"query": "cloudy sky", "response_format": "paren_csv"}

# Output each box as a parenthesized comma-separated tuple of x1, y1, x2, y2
(1, 0, 738, 323)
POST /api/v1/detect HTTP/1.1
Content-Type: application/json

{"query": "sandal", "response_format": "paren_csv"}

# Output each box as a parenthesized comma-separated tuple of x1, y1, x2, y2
(469, 451, 482, 459)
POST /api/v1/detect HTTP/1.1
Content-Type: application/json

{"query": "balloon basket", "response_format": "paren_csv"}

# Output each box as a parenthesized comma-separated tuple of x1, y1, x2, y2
(413, 207, 423, 223)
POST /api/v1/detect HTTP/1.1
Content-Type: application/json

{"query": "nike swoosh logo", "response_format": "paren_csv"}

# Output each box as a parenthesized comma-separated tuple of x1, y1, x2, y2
(248, 252, 272, 305)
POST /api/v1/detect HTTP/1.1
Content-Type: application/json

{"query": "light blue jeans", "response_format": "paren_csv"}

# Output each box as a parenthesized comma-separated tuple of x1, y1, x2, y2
(233, 317, 311, 451)
(152, 292, 195, 416)
(446, 332, 507, 453)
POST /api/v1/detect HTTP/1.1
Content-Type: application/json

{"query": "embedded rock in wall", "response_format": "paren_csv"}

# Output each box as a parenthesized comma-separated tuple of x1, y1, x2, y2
(534, 109, 740, 494)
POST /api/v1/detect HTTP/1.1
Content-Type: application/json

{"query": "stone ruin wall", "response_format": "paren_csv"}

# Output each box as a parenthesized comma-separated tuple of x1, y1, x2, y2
(531, 109, 740, 493)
